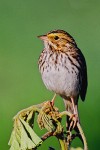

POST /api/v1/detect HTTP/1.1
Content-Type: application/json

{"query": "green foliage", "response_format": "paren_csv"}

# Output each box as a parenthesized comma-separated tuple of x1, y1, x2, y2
(0, 1, 100, 150)
(9, 113, 42, 150)
(8, 101, 86, 150)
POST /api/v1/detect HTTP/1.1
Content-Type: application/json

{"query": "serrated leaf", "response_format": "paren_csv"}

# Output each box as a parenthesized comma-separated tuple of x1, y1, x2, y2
(42, 113, 54, 131)
(26, 110, 34, 123)
(20, 118, 42, 146)
(8, 129, 20, 150)
(38, 111, 54, 132)
(10, 139, 20, 150)
(9, 117, 42, 150)
(20, 122, 36, 149)
(8, 130, 15, 146)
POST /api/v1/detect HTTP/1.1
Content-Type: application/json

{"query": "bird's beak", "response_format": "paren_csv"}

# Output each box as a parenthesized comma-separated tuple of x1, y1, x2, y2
(37, 35, 48, 41)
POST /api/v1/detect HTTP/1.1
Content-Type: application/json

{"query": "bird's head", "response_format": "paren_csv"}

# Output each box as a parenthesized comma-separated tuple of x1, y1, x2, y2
(38, 30, 76, 51)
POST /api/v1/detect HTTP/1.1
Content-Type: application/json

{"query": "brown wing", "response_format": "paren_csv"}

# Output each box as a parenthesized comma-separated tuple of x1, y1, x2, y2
(79, 49, 88, 101)
(68, 45, 88, 101)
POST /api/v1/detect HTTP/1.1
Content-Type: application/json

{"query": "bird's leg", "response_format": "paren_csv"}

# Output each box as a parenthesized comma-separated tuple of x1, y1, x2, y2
(50, 93, 57, 106)
(69, 97, 78, 129)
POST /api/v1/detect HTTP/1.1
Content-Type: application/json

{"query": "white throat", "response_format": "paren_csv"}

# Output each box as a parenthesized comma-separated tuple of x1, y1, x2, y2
(44, 40, 57, 50)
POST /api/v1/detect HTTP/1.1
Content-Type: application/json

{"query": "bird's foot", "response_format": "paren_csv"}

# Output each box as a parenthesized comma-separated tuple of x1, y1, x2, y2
(69, 113, 78, 130)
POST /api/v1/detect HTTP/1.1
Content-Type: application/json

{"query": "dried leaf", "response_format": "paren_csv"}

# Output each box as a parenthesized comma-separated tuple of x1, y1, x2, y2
(37, 111, 54, 132)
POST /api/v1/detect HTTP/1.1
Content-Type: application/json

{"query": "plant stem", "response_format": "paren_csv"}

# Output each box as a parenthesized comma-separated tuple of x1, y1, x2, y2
(77, 123, 88, 150)
(58, 138, 68, 150)
(60, 111, 88, 150)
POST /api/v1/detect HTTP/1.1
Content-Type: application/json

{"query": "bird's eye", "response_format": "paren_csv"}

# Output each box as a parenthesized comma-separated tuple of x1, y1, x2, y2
(54, 36, 59, 40)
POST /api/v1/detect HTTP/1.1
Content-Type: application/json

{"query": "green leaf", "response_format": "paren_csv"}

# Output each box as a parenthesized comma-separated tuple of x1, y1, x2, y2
(42, 113, 54, 132)
(8, 129, 20, 150)
(38, 111, 54, 132)
(9, 117, 42, 150)
(20, 118, 42, 147)
(15, 128, 21, 144)
(20, 122, 36, 149)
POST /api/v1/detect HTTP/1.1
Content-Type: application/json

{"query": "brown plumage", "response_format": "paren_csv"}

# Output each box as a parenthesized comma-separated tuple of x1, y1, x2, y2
(38, 29, 88, 130)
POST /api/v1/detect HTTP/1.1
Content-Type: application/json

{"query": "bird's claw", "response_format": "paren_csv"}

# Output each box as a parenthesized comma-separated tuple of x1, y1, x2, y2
(69, 114, 78, 130)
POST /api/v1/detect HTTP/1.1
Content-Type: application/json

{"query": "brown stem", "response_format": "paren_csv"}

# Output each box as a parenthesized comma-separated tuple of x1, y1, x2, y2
(41, 132, 54, 141)
(60, 111, 88, 150)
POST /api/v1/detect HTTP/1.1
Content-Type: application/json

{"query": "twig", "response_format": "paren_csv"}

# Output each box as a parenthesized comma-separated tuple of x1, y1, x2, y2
(9, 101, 88, 150)
(60, 111, 88, 150)
(58, 137, 68, 150)
(41, 132, 54, 141)
(77, 123, 88, 150)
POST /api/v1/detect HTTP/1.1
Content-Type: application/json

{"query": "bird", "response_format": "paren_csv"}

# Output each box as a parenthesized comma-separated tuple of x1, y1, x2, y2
(38, 29, 88, 130)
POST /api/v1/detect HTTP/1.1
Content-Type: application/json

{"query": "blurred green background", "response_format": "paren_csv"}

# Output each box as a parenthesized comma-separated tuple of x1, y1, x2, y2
(0, 0, 100, 149)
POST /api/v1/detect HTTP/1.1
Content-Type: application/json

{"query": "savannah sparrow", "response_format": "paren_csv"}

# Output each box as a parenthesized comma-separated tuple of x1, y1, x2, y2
(38, 30, 87, 129)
